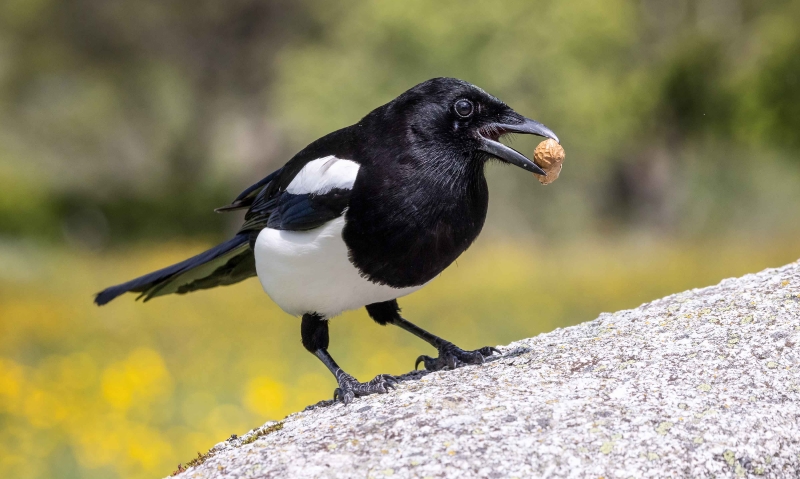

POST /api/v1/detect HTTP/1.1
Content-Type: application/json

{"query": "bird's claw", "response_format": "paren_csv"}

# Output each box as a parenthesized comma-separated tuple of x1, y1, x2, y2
(332, 372, 398, 405)
(415, 343, 500, 371)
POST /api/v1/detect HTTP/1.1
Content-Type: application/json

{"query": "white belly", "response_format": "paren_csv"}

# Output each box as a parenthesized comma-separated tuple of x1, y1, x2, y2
(254, 217, 424, 317)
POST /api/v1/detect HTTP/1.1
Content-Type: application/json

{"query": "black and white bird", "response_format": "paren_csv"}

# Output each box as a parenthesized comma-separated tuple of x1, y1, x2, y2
(96, 77, 559, 404)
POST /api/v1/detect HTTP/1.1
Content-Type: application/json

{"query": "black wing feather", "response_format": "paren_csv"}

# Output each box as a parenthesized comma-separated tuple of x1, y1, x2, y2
(215, 167, 283, 212)
(266, 189, 351, 231)
(95, 234, 251, 305)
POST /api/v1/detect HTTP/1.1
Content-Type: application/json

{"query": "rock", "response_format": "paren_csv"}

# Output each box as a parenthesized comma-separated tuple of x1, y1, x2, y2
(172, 260, 800, 478)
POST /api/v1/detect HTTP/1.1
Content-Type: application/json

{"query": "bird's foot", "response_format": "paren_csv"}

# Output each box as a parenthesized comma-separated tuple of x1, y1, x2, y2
(333, 372, 398, 405)
(415, 341, 500, 371)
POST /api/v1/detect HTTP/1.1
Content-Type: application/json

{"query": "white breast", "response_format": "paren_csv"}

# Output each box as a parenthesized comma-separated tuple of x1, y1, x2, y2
(254, 155, 424, 317)
(254, 217, 424, 317)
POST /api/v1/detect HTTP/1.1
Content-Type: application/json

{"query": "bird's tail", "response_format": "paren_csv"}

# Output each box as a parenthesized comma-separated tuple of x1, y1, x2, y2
(95, 234, 256, 305)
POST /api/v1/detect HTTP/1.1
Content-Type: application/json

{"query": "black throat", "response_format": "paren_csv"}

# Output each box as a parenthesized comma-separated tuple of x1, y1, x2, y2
(343, 130, 489, 288)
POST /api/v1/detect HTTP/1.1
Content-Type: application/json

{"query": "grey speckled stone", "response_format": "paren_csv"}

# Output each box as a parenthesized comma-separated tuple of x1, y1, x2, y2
(173, 260, 800, 479)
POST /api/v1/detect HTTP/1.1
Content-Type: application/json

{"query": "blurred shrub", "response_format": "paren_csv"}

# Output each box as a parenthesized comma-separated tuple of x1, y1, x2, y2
(0, 0, 799, 242)
(656, 38, 732, 139)
(735, 7, 800, 153)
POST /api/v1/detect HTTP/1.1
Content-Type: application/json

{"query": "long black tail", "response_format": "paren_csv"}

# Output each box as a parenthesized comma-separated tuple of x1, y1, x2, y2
(95, 234, 255, 305)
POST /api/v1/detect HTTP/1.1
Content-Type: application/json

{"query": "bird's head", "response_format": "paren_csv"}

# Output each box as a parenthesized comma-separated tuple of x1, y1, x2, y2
(373, 77, 559, 176)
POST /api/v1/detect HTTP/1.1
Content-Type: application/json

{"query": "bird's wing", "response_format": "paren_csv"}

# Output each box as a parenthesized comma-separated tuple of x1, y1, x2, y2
(238, 156, 360, 233)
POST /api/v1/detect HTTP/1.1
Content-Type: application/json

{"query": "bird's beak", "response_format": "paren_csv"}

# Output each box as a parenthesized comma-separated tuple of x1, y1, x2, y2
(477, 117, 559, 176)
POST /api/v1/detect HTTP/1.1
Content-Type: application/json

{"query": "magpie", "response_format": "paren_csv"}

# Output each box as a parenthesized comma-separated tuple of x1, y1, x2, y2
(95, 77, 559, 404)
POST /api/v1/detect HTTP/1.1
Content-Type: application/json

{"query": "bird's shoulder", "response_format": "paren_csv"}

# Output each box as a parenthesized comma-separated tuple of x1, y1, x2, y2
(217, 126, 363, 233)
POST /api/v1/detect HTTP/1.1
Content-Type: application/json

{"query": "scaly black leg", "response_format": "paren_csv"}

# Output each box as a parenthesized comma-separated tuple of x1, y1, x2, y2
(301, 313, 397, 404)
(365, 300, 500, 371)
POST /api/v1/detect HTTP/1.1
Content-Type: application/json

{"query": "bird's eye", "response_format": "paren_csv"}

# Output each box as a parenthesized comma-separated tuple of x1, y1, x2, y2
(454, 99, 474, 118)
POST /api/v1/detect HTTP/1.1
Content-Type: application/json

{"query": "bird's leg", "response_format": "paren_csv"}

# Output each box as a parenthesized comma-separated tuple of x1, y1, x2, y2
(395, 317, 500, 371)
(365, 300, 500, 372)
(301, 313, 397, 404)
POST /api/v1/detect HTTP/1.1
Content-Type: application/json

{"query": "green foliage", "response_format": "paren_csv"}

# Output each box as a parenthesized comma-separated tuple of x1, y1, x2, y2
(656, 38, 733, 138)
(1, 0, 799, 242)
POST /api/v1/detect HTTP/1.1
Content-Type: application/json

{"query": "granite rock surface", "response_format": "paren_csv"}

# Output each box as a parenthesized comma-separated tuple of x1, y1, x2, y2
(172, 260, 800, 478)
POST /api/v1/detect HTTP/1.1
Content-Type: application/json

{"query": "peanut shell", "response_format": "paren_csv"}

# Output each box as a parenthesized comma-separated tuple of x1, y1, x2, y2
(533, 139, 565, 185)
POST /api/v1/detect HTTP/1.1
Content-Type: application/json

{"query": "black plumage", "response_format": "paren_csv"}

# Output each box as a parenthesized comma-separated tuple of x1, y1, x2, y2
(267, 189, 351, 231)
(96, 77, 559, 404)
(94, 234, 253, 305)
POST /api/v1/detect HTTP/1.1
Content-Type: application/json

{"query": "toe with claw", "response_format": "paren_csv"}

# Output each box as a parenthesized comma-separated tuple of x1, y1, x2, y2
(415, 342, 500, 371)
(333, 372, 398, 405)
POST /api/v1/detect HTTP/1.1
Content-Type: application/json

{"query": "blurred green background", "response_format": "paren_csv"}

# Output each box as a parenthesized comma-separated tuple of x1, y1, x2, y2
(1, 1, 799, 478)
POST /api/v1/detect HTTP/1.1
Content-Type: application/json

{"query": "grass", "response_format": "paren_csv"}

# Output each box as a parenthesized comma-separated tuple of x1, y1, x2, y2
(0, 234, 797, 479)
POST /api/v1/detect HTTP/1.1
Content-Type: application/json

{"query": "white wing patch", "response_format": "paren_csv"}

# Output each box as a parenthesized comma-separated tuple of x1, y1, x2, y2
(286, 156, 360, 195)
